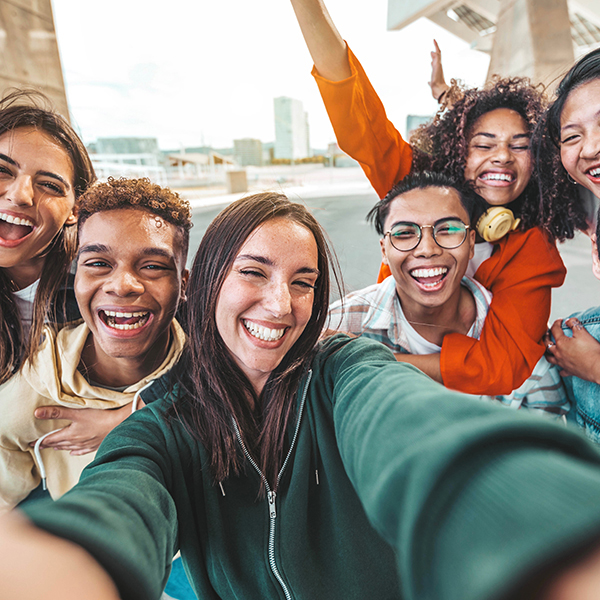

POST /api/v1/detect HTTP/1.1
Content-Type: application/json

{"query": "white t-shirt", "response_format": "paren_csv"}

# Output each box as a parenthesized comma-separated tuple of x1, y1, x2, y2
(466, 242, 494, 278)
(12, 279, 39, 340)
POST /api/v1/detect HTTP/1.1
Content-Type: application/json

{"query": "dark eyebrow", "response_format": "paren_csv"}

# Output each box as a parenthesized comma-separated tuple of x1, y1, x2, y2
(236, 254, 273, 266)
(0, 152, 70, 188)
(0, 152, 18, 168)
(38, 170, 70, 188)
(390, 217, 466, 229)
(77, 245, 175, 261)
(140, 247, 175, 261)
(471, 132, 530, 140)
(561, 109, 600, 132)
(77, 243, 110, 259)
(235, 254, 319, 276)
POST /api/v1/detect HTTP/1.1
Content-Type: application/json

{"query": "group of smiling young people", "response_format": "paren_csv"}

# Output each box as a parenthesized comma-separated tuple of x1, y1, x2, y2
(3, 0, 600, 597)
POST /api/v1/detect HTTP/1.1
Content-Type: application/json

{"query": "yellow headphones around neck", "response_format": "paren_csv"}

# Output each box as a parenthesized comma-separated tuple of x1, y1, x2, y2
(476, 207, 521, 242)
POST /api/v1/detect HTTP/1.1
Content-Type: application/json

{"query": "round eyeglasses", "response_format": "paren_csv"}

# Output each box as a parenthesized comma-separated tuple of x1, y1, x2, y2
(384, 219, 470, 252)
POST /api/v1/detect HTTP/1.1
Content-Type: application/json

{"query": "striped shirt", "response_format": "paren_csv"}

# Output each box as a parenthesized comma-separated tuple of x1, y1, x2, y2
(328, 276, 568, 416)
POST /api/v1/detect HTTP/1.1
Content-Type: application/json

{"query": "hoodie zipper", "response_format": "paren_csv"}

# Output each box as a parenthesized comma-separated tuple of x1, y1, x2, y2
(232, 370, 312, 600)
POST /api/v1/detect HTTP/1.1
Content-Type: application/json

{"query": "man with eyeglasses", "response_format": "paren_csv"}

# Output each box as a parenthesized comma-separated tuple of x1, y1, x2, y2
(328, 171, 567, 415)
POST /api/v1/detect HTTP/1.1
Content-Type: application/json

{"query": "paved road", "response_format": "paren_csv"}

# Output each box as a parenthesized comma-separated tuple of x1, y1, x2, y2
(189, 191, 600, 323)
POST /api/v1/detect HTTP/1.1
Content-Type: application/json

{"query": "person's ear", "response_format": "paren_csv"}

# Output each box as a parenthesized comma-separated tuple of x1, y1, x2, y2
(380, 237, 389, 265)
(64, 204, 78, 227)
(180, 269, 189, 302)
(468, 228, 475, 260)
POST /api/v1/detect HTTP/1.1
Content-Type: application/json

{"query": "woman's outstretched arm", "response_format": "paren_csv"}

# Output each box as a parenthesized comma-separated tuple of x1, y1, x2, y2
(0, 512, 119, 600)
(289, 0, 351, 81)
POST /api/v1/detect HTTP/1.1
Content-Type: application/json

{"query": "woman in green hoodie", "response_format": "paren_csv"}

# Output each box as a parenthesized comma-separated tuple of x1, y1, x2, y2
(5, 192, 600, 600)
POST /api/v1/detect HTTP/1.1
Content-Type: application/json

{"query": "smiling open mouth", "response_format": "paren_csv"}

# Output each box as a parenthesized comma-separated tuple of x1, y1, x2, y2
(588, 167, 600, 178)
(410, 267, 448, 289)
(0, 212, 34, 241)
(479, 173, 515, 183)
(99, 310, 151, 331)
(243, 319, 286, 341)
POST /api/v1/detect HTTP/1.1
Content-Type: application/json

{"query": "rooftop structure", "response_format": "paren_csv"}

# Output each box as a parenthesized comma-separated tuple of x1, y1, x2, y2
(387, 0, 600, 87)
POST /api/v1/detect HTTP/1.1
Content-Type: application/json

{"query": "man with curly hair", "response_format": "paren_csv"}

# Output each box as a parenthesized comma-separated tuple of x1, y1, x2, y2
(0, 177, 191, 513)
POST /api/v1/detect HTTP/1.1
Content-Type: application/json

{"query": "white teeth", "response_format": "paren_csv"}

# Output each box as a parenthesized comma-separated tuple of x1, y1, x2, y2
(410, 267, 448, 278)
(103, 310, 147, 318)
(480, 173, 514, 182)
(243, 320, 286, 341)
(590, 168, 600, 177)
(102, 310, 150, 331)
(0, 212, 34, 227)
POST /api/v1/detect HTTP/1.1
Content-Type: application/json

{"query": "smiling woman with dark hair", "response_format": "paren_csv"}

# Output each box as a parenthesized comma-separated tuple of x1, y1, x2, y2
(0, 90, 96, 384)
(5, 193, 600, 600)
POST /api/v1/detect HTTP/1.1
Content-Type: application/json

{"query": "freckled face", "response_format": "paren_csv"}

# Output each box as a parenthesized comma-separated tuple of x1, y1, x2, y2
(215, 218, 319, 394)
(463, 108, 533, 206)
(559, 78, 600, 197)
(0, 127, 76, 286)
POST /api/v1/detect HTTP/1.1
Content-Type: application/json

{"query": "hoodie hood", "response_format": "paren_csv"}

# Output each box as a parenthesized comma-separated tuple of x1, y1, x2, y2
(21, 319, 186, 410)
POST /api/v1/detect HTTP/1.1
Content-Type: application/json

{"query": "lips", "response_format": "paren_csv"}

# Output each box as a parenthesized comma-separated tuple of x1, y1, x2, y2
(243, 319, 287, 341)
(99, 309, 151, 331)
(0, 211, 34, 242)
(587, 166, 600, 180)
(409, 266, 448, 289)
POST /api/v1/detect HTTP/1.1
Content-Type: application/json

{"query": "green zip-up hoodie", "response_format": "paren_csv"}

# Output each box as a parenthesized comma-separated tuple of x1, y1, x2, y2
(23, 335, 600, 600)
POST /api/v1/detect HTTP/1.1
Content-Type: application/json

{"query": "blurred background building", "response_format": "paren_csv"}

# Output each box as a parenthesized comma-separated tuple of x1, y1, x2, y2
(274, 96, 311, 161)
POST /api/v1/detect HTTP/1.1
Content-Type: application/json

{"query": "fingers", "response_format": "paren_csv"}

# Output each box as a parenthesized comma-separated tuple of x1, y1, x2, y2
(564, 317, 585, 333)
(34, 406, 76, 421)
(433, 39, 440, 54)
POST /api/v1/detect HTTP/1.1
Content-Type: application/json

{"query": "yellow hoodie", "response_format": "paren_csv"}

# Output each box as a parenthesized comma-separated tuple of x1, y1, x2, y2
(0, 319, 185, 514)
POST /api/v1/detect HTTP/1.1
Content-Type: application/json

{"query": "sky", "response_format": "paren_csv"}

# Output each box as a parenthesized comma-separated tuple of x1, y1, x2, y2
(51, 0, 490, 151)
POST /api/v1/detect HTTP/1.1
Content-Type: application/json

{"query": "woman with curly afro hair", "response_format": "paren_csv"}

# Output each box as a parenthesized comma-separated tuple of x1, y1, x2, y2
(290, 0, 577, 397)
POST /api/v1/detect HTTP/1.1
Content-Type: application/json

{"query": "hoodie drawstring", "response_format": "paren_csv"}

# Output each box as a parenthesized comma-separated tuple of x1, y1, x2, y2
(34, 380, 155, 492)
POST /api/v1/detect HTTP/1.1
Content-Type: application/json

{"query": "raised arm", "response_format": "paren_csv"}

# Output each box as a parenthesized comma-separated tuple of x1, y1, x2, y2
(289, 0, 350, 81)
(441, 228, 566, 395)
(429, 39, 450, 102)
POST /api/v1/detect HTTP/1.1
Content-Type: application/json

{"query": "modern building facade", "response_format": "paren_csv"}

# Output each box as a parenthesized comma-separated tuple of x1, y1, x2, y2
(274, 96, 311, 161)
(0, 0, 69, 119)
(234, 138, 264, 166)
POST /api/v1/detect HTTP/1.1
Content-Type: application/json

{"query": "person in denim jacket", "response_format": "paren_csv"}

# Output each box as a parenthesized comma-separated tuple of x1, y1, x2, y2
(543, 48, 600, 443)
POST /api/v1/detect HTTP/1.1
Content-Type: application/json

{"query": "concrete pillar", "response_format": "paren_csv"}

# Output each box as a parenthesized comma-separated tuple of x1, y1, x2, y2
(487, 0, 574, 90)
(0, 0, 69, 120)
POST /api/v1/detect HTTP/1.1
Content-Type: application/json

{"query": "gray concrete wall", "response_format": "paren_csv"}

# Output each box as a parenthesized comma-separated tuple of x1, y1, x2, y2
(0, 0, 69, 119)
(487, 0, 574, 90)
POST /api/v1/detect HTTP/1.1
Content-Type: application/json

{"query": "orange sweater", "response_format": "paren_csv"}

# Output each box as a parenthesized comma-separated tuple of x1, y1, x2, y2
(313, 47, 566, 395)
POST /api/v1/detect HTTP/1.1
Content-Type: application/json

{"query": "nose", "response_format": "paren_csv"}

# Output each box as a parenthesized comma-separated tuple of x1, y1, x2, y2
(6, 174, 34, 207)
(263, 280, 292, 318)
(491, 143, 513, 164)
(580, 129, 600, 160)
(104, 267, 145, 297)
(414, 227, 442, 258)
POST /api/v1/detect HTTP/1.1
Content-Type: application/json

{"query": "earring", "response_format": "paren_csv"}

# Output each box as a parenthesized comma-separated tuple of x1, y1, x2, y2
(566, 172, 578, 185)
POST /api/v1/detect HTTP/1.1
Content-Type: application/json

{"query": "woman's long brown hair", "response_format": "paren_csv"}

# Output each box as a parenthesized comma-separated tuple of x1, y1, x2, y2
(0, 90, 96, 383)
(173, 192, 340, 493)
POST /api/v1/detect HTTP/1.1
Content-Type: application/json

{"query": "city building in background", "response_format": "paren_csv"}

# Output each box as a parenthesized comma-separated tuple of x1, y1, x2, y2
(387, 0, 600, 89)
(88, 137, 167, 183)
(234, 138, 264, 166)
(0, 0, 69, 118)
(274, 96, 311, 161)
